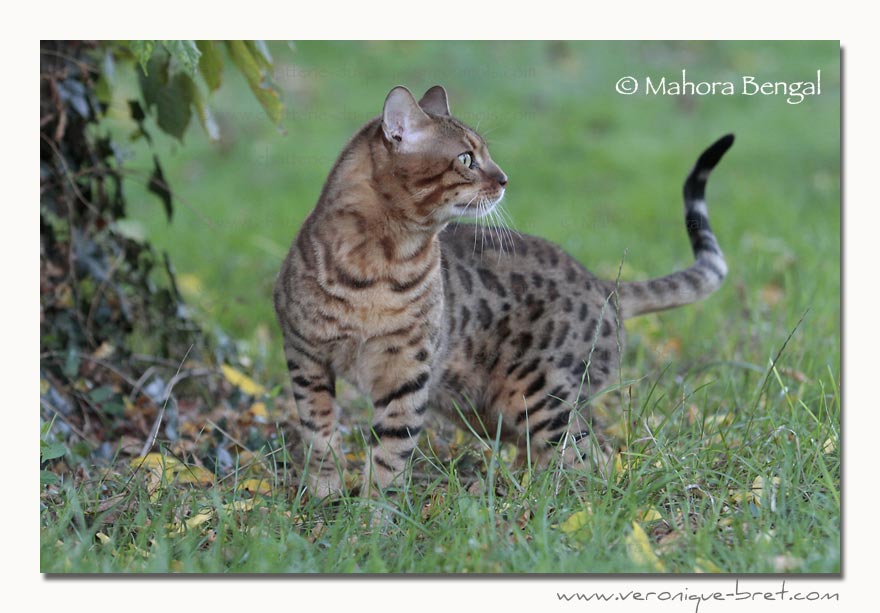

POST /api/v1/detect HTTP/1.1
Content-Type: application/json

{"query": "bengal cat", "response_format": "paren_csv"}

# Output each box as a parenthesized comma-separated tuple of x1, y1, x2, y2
(273, 85, 733, 497)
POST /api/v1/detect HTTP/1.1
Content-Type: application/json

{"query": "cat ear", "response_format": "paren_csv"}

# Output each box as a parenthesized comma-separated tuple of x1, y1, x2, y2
(382, 86, 431, 146)
(418, 85, 450, 116)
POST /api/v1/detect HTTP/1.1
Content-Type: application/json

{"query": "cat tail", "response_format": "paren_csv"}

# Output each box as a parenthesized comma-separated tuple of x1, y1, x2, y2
(616, 134, 734, 320)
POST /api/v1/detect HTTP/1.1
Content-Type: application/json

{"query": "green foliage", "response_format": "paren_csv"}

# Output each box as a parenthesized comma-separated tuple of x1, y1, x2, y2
(196, 41, 223, 92)
(41, 41, 840, 574)
(127, 40, 157, 75)
(128, 40, 200, 78)
(128, 39, 282, 142)
(225, 41, 284, 127)
(39, 41, 284, 533)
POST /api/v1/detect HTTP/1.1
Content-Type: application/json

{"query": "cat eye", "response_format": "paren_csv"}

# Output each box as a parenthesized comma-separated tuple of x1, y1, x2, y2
(457, 152, 475, 169)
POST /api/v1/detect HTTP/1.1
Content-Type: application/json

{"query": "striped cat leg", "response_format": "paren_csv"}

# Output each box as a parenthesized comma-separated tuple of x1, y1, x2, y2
(364, 368, 431, 494)
(507, 374, 613, 478)
(544, 408, 614, 479)
(284, 343, 345, 498)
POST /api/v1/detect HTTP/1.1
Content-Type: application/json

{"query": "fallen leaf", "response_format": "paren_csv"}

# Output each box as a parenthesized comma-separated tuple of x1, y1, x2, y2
(185, 509, 214, 530)
(130, 453, 179, 476)
(248, 401, 268, 421)
(751, 475, 781, 510)
(626, 522, 665, 572)
(224, 499, 256, 513)
(238, 478, 271, 495)
(559, 507, 592, 534)
(638, 507, 663, 522)
(221, 364, 266, 396)
(822, 438, 837, 454)
(176, 465, 214, 486)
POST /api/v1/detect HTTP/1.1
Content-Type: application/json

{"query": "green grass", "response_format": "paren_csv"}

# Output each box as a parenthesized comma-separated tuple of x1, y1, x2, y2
(41, 41, 840, 573)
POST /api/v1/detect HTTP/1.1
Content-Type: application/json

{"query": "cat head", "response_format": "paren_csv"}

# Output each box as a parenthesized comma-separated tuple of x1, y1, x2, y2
(379, 85, 507, 224)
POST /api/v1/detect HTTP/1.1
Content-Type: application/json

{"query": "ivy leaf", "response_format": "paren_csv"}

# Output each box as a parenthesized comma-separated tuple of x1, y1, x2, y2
(162, 40, 202, 79)
(88, 386, 115, 403)
(41, 441, 67, 462)
(40, 471, 60, 486)
(196, 40, 223, 92)
(138, 51, 194, 141)
(183, 76, 220, 142)
(246, 41, 273, 71)
(129, 40, 158, 75)
(148, 155, 173, 222)
(155, 73, 194, 140)
(226, 40, 284, 128)
(138, 50, 169, 110)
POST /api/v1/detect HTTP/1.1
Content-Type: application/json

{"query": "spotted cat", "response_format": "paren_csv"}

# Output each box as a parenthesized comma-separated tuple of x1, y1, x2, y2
(273, 85, 733, 497)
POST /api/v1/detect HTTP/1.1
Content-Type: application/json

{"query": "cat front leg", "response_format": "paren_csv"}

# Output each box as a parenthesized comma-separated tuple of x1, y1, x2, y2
(282, 340, 346, 498)
(363, 366, 432, 495)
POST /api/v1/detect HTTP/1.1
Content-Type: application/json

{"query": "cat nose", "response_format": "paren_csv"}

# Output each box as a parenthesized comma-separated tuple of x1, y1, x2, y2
(495, 172, 508, 187)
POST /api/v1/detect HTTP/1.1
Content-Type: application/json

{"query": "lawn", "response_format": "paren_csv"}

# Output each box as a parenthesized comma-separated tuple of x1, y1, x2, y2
(40, 41, 840, 573)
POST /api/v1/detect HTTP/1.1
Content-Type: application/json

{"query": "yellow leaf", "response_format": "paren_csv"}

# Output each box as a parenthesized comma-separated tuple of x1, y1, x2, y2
(96, 532, 111, 545)
(185, 509, 214, 530)
(626, 522, 665, 572)
(695, 557, 722, 573)
(638, 507, 663, 522)
(239, 478, 272, 495)
(130, 453, 179, 476)
(176, 466, 215, 486)
(750, 476, 764, 505)
(224, 499, 256, 513)
(822, 438, 836, 454)
(221, 364, 266, 396)
(249, 401, 268, 420)
(559, 507, 593, 534)
(751, 476, 781, 508)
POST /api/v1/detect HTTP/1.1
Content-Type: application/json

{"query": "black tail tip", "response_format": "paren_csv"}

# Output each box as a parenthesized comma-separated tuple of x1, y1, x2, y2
(697, 133, 735, 172)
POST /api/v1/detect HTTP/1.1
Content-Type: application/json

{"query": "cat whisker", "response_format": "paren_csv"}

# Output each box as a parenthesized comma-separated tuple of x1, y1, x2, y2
(487, 206, 507, 263)
(494, 203, 519, 258)
(496, 203, 521, 238)
(479, 198, 489, 260)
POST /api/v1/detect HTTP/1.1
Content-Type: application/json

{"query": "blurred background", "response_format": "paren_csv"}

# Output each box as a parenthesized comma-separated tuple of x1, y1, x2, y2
(107, 41, 840, 383)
